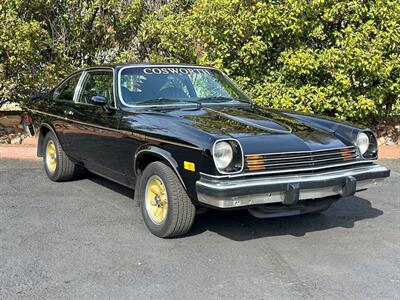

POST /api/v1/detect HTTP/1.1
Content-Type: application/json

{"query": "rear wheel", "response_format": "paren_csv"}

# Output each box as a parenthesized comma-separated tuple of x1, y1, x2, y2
(43, 131, 76, 181)
(137, 161, 195, 238)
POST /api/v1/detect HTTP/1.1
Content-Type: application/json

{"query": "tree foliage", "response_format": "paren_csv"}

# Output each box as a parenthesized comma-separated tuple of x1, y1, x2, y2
(0, 0, 399, 124)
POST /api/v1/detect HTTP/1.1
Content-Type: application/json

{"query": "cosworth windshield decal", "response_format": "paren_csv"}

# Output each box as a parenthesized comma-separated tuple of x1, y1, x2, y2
(143, 67, 212, 75)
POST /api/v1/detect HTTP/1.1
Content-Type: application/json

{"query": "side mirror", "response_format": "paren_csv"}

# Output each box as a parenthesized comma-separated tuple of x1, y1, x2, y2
(91, 96, 107, 106)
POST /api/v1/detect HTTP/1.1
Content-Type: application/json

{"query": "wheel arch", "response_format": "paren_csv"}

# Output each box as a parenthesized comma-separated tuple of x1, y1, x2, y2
(37, 123, 61, 157)
(134, 145, 186, 189)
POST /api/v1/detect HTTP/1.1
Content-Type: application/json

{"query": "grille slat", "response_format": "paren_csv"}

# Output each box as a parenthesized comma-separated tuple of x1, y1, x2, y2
(246, 150, 357, 162)
(245, 146, 358, 173)
(246, 155, 358, 168)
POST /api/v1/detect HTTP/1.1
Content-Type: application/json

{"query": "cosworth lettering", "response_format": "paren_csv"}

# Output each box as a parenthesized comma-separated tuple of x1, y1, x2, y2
(143, 67, 211, 75)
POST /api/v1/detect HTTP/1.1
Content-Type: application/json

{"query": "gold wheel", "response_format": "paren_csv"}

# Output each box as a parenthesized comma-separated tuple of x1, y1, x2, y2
(145, 175, 168, 225)
(46, 140, 57, 174)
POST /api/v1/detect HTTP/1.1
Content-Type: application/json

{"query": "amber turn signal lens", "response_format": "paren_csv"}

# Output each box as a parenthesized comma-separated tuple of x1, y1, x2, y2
(247, 165, 266, 171)
(184, 161, 195, 171)
(246, 155, 264, 160)
(247, 160, 265, 165)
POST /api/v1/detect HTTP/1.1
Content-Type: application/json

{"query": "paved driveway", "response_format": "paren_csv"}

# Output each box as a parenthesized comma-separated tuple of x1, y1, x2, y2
(0, 159, 399, 299)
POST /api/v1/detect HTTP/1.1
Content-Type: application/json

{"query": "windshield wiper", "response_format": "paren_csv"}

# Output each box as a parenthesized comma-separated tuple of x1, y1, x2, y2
(197, 96, 234, 102)
(135, 98, 202, 110)
(135, 98, 201, 106)
(196, 96, 248, 104)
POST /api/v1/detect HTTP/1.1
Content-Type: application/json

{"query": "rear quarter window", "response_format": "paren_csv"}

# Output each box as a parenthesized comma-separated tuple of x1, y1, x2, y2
(53, 73, 81, 102)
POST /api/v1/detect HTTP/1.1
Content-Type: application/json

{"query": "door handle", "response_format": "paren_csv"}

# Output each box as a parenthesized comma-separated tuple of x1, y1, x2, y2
(64, 110, 74, 116)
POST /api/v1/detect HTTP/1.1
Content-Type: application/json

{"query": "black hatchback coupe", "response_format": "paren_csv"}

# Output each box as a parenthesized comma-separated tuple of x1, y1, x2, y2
(27, 64, 390, 237)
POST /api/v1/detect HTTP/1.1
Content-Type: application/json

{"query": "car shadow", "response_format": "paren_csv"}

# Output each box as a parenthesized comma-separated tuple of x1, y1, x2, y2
(85, 173, 135, 199)
(83, 173, 383, 242)
(187, 196, 383, 241)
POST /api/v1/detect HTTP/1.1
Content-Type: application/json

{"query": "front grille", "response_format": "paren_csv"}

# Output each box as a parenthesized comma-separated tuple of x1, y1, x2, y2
(245, 146, 359, 173)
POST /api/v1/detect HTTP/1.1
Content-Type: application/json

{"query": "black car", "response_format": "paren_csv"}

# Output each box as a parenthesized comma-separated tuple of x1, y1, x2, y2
(27, 64, 390, 238)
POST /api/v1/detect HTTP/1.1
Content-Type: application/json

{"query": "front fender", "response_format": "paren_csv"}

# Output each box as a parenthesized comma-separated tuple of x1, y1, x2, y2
(134, 145, 186, 189)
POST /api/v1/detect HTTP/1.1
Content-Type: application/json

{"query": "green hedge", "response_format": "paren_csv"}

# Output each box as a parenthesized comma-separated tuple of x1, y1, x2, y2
(1, 0, 399, 124)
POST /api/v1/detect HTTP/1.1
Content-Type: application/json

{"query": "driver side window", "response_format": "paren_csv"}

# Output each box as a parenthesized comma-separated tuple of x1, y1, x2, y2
(77, 71, 114, 106)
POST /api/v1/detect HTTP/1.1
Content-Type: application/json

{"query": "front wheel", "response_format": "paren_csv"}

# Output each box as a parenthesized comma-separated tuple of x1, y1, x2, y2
(136, 161, 195, 238)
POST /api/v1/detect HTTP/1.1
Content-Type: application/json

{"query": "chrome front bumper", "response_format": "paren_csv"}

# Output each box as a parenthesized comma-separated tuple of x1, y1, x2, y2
(195, 164, 390, 209)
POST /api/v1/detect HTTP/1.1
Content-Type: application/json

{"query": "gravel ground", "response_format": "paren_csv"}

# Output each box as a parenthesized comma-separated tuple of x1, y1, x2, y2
(0, 158, 399, 299)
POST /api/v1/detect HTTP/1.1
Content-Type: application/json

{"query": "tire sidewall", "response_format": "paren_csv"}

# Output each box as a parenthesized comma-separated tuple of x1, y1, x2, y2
(138, 162, 180, 237)
(43, 132, 62, 181)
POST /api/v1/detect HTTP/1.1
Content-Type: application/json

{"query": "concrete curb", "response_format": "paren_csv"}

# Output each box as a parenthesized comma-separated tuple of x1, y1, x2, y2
(0, 136, 39, 160)
(378, 145, 400, 159)
(0, 145, 39, 160)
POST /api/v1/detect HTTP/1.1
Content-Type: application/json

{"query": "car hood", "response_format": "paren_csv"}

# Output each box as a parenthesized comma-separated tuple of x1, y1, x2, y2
(124, 105, 353, 153)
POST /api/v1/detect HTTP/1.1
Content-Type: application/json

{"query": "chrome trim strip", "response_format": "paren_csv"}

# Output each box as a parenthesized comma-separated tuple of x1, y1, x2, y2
(356, 130, 378, 160)
(199, 165, 387, 190)
(212, 138, 244, 175)
(244, 146, 356, 157)
(73, 68, 117, 109)
(200, 160, 373, 179)
(196, 164, 388, 208)
(52, 71, 83, 99)
(197, 178, 380, 208)
(73, 71, 87, 103)
(117, 65, 219, 108)
(29, 109, 202, 150)
(245, 155, 358, 168)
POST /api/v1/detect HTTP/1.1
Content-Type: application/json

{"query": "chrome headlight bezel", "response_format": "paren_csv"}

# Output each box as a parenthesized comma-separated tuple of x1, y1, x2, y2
(355, 131, 378, 159)
(212, 139, 244, 174)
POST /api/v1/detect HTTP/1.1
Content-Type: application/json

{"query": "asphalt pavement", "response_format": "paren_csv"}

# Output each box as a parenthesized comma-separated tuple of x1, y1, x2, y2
(0, 158, 399, 299)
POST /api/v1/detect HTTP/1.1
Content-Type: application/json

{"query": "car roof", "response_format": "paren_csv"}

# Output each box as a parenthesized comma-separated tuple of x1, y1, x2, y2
(83, 63, 217, 70)
(58, 63, 220, 88)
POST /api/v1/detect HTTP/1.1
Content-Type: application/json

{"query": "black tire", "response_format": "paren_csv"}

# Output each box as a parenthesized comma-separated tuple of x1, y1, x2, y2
(136, 161, 195, 238)
(43, 131, 76, 181)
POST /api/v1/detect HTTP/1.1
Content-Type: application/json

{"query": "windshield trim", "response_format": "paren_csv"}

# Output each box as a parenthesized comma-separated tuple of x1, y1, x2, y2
(117, 65, 247, 108)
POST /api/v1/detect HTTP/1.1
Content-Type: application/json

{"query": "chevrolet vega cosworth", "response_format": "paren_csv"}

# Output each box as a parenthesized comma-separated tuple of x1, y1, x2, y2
(27, 64, 390, 238)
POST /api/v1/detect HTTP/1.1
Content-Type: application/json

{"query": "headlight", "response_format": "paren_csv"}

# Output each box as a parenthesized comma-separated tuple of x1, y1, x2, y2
(356, 132, 370, 155)
(213, 141, 234, 170)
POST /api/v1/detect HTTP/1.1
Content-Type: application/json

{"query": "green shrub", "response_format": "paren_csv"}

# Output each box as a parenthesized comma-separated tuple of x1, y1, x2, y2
(139, 0, 400, 124)
(0, 3, 51, 106)
(0, 0, 399, 124)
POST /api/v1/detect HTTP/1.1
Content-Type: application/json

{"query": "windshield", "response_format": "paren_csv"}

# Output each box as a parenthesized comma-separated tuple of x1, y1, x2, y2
(118, 66, 250, 107)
